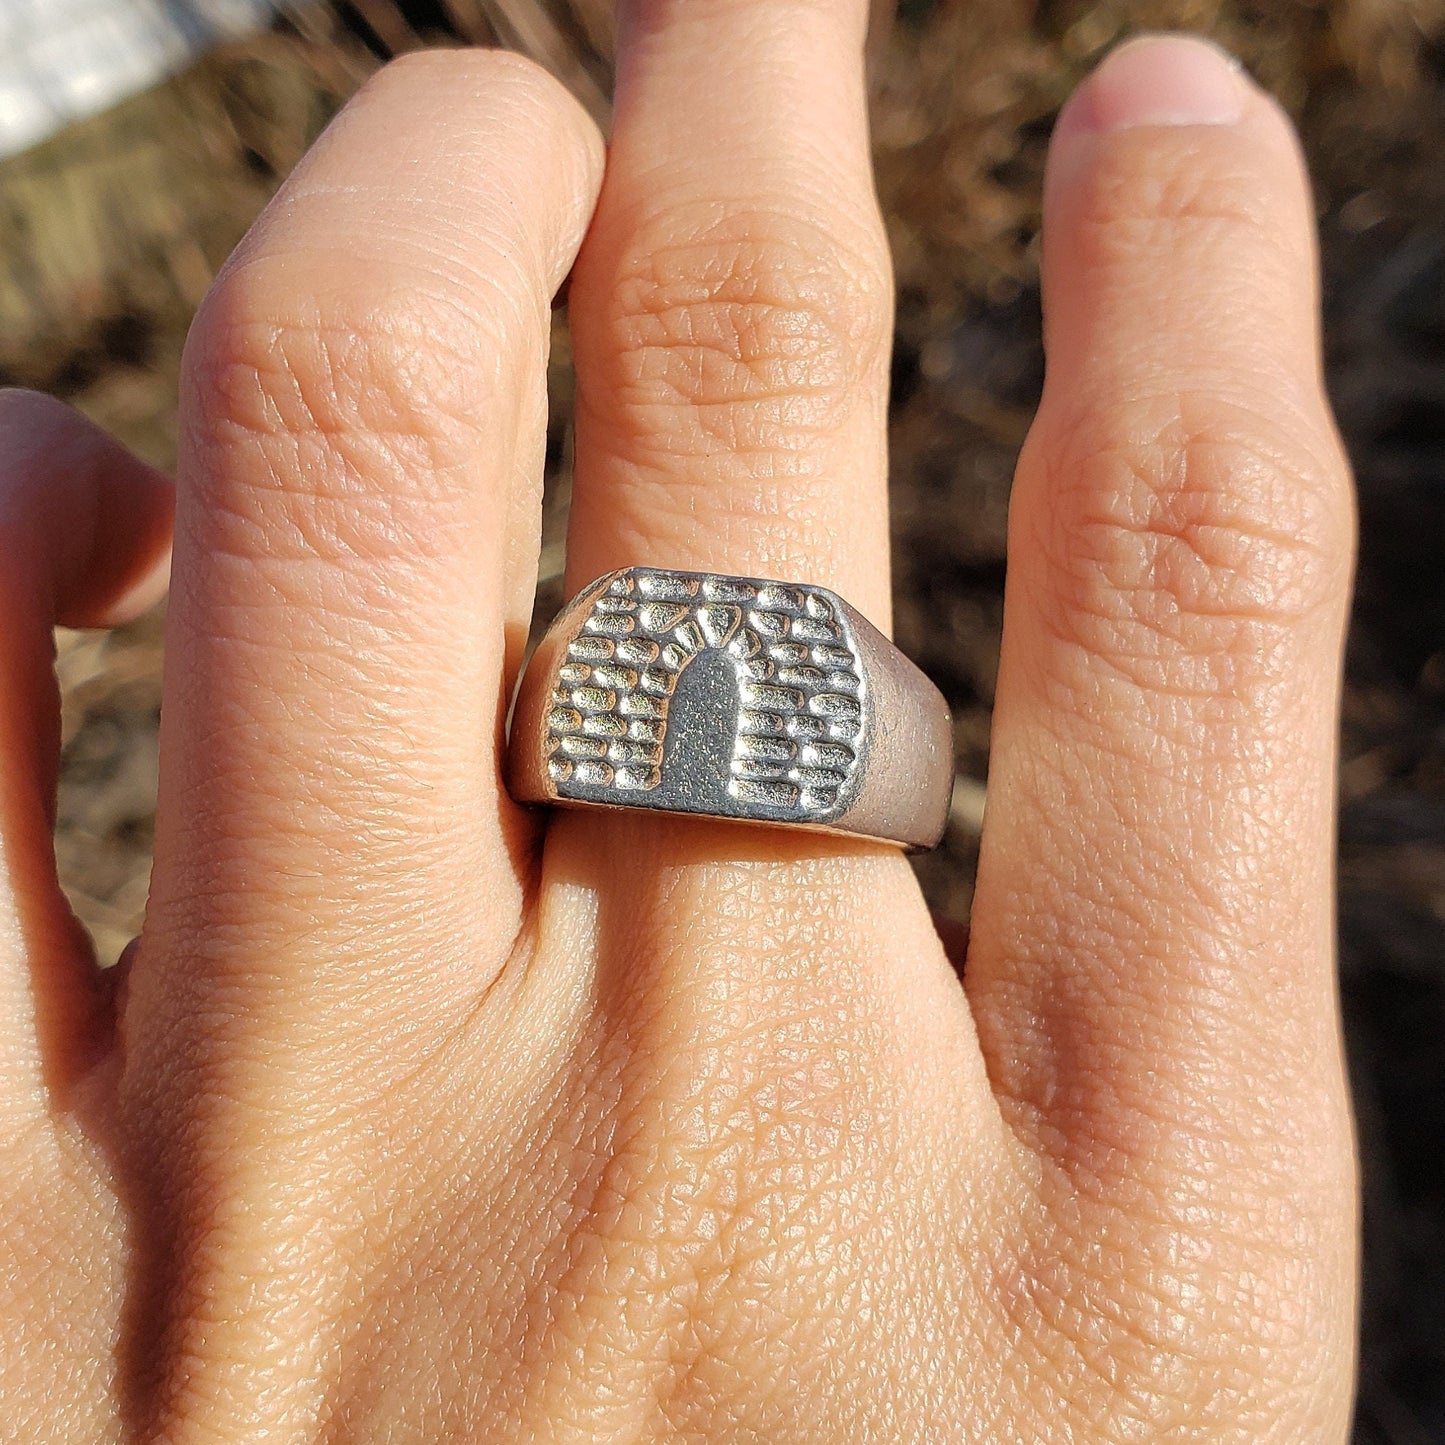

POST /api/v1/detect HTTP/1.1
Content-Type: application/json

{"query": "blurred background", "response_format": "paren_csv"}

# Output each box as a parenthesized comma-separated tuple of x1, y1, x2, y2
(1, 0, 1441, 1437)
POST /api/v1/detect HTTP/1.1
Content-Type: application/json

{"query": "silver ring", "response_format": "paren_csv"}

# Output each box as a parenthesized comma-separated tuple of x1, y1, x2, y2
(507, 568, 953, 851)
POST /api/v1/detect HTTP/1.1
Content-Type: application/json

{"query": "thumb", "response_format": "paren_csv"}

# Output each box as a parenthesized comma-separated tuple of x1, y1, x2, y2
(0, 389, 172, 1114)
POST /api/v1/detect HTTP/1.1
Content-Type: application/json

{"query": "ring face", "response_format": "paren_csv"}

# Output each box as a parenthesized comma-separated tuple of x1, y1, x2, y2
(545, 569, 865, 826)
(508, 568, 954, 850)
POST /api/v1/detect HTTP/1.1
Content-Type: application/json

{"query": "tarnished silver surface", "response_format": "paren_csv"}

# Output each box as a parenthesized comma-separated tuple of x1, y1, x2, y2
(507, 568, 953, 850)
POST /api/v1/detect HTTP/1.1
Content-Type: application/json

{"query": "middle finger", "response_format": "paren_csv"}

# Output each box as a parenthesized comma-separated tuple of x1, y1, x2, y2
(519, 13, 991, 1426)
(567, 0, 894, 625)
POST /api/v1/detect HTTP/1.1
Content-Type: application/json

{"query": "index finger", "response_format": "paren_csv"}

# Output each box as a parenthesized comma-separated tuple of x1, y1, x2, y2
(131, 52, 602, 1088)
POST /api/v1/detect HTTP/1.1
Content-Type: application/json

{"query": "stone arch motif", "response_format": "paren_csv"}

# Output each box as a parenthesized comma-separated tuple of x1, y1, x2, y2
(544, 569, 866, 822)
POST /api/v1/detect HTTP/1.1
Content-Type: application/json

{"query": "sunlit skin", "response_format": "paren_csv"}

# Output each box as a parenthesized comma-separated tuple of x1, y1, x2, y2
(0, 13, 1355, 1442)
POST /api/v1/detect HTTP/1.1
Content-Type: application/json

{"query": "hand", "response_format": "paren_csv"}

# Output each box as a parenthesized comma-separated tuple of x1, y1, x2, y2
(0, 20, 1355, 1442)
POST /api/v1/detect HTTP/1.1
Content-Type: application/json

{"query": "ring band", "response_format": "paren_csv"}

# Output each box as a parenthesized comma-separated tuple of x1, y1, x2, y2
(507, 568, 953, 850)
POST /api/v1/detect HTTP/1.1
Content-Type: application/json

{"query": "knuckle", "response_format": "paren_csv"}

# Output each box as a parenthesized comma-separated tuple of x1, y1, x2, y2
(1028, 391, 1353, 690)
(597, 207, 892, 451)
(184, 254, 516, 565)
(554, 993, 880, 1412)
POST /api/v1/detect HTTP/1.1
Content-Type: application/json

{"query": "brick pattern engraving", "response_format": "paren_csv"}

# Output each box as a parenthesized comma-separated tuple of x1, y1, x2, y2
(544, 570, 865, 820)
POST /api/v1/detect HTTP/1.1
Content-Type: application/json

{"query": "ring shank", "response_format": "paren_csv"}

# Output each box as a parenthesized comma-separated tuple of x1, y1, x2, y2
(830, 609, 953, 849)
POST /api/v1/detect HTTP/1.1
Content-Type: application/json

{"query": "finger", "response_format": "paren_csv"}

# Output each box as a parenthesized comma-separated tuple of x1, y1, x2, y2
(553, 4, 963, 1044)
(0, 390, 171, 1110)
(554, 0, 937, 946)
(967, 30, 1355, 1254)
(566, 0, 894, 624)
(509, 14, 1000, 1420)
(129, 54, 603, 1076)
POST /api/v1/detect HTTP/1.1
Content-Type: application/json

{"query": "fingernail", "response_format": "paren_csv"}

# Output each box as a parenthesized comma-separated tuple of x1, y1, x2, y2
(1063, 34, 1247, 134)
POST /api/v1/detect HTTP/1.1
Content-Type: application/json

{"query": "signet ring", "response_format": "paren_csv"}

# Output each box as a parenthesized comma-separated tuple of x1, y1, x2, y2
(507, 568, 953, 851)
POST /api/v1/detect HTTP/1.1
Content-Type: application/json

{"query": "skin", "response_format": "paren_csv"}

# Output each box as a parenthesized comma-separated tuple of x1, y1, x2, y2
(0, 12, 1356, 1444)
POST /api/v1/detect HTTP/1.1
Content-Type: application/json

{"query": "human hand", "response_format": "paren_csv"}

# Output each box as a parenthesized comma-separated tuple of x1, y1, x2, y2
(0, 17, 1355, 1442)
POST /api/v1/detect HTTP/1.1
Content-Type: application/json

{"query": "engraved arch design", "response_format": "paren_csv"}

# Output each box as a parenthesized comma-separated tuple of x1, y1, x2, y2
(544, 569, 865, 820)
